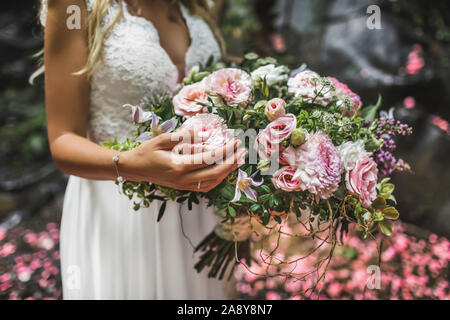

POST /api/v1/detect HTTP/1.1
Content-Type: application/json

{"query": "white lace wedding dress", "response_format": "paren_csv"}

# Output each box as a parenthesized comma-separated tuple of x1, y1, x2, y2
(40, 0, 226, 299)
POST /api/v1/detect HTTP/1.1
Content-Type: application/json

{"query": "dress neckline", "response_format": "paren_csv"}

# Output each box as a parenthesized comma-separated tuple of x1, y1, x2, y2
(122, 1, 193, 84)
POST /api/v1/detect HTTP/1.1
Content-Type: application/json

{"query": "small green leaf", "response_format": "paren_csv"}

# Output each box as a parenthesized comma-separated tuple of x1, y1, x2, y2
(361, 95, 382, 120)
(379, 220, 394, 236)
(157, 201, 167, 222)
(372, 197, 387, 209)
(228, 206, 236, 217)
(382, 207, 399, 220)
(354, 202, 362, 217)
(381, 183, 395, 196)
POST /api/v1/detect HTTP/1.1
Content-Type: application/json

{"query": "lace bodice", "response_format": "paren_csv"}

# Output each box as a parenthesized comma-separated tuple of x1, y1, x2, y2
(40, 0, 221, 143)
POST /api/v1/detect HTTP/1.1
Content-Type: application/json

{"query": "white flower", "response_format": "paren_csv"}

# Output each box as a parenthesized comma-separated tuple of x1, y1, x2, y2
(337, 140, 370, 171)
(251, 64, 288, 86)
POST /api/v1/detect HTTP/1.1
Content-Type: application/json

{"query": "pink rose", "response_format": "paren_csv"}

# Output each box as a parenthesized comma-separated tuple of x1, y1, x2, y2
(329, 77, 362, 116)
(203, 68, 253, 105)
(265, 98, 286, 121)
(264, 113, 297, 144)
(272, 166, 302, 192)
(286, 132, 342, 199)
(172, 83, 209, 117)
(345, 154, 378, 207)
(254, 114, 297, 160)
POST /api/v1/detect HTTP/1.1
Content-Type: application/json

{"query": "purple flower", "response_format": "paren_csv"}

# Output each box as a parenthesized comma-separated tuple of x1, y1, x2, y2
(232, 169, 263, 202)
(136, 112, 178, 143)
(124, 104, 153, 123)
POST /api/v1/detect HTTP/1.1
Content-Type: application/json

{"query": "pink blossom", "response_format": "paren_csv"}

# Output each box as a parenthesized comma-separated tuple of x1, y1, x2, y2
(17, 266, 31, 282)
(266, 291, 281, 300)
(271, 34, 286, 52)
(287, 71, 334, 106)
(0, 242, 16, 257)
(24, 232, 38, 246)
(327, 282, 343, 297)
(265, 278, 277, 289)
(0, 228, 5, 242)
(382, 247, 397, 262)
(244, 272, 260, 283)
(403, 96, 416, 109)
(203, 68, 252, 105)
(284, 279, 301, 293)
(394, 234, 410, 251)
(285, 132, 342, 199)
(0, 282, 12, 292)
(0, 273, 11, 283)
(265, 98, 286, 121)
(431, 115, 449, 134)
(272, 166, 302, 192)
(329, 77, 362, 116)
(345, 154, 378, 207)
(405, 44, 424, 75)
(428, 259, 442, 275)
(172, 83, 209, 117)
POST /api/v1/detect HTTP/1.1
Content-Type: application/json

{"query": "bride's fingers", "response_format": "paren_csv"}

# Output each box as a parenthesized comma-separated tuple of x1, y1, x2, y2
(181, 148, 247, 185)
(173, 143, 206, 155)
(154, 128, 197, 150)
(175, 139, 241, 171)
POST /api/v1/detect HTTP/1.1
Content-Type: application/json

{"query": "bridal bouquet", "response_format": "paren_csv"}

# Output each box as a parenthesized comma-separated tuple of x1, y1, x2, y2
(103, 53, 412, 285)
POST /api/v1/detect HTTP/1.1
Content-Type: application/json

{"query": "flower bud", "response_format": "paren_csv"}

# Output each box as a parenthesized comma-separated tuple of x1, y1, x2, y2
(193, 71, 210, 83)
(290, 128, 306, 146)
(265, 98, 286, 121)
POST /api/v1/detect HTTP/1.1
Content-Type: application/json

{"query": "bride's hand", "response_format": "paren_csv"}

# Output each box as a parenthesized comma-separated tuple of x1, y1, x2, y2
(120, 129, 246, 192)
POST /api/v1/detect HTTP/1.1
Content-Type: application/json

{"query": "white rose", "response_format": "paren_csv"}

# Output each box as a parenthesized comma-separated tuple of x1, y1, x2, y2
(337, 140, 370, 171)
(251, 64, 288, 86)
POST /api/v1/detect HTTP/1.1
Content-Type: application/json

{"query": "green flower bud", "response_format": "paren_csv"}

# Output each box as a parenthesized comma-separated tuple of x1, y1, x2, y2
(290, 128, 306, 146)
(193, 71, 210, 82)
(257, 159, 271, 171)
(254, 100, 268, 111)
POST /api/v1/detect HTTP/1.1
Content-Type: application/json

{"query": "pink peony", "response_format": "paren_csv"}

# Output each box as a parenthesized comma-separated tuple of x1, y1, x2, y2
(272, 166, 302, 192)
(172, 83, 209, 117)
(287, 70, 334, 106)
(203, 68, 252, 105)
(175, 113, 234, 153)
(345, 154, 378, 208)
(265, 98, 286, 121)
(284, 132, 342, 199)
(329, 77, 362, 116)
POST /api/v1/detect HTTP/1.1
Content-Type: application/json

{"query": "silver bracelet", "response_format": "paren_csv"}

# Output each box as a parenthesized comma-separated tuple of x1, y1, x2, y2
(112, 154, 124, 183)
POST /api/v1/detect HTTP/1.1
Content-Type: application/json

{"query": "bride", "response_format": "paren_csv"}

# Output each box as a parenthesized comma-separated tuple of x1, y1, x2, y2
(38, 0, 244, 299)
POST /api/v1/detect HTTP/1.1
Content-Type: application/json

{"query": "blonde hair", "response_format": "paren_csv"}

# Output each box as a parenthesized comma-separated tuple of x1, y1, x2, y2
(31, 0, 226, 83)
